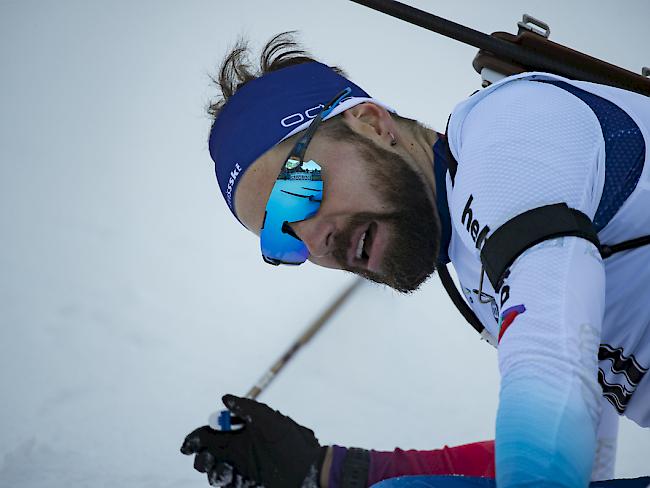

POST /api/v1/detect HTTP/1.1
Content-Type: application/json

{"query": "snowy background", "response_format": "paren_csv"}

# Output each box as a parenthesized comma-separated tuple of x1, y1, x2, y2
(1, 1, 649, 486)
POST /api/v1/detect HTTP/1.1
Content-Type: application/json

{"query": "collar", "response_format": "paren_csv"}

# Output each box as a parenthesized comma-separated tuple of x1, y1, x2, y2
(433, 133, 452, 264)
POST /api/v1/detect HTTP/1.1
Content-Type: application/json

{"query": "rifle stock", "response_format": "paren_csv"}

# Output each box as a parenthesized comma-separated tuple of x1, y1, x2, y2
(349, 0, 650, 96)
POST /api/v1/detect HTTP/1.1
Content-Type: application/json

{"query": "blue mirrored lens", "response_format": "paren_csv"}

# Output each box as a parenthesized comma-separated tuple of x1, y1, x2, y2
(261, 160, 323, 264)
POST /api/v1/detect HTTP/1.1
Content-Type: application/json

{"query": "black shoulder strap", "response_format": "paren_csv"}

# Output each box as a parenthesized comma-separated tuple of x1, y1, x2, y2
(600, 234, 650, 258)
(439, 118, 650, 341)
(438, 135, 650, 343)
(480, 203, 600, 290)
(437, 263, 485, 336)
(440, 201, 650, 344)
(480, 203, 650, 291)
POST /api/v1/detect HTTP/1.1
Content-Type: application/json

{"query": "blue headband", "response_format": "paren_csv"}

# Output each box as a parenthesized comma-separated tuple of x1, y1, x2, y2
(209, 62, 381, 220)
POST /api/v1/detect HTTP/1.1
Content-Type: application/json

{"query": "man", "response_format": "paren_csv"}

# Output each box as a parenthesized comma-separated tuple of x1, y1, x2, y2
(181, 32, 650, 487)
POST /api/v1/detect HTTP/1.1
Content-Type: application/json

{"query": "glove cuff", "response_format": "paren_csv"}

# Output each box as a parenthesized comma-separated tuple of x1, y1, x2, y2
(341, 448, 370, 488)
(327, 446, 370, 488)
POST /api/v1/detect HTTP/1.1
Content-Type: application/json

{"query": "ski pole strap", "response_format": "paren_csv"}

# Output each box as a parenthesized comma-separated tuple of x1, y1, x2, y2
(341, 448, 370, 488)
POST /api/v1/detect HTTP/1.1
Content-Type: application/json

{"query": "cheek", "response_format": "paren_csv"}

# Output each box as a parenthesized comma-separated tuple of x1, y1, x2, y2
(323, 169, 384, 213)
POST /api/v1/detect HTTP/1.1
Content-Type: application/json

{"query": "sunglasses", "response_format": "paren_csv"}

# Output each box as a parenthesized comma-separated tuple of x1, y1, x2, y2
(261, 87, 352, 266)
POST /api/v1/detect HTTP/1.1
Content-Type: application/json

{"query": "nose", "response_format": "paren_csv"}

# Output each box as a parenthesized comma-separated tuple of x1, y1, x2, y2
(290, 218, 335, 258)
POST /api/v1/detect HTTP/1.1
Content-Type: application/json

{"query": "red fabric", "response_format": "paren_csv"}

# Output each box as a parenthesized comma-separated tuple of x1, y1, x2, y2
(497, 305, 526, 343)
(498, 310, 519, 342)
(367, 440, 495, 486)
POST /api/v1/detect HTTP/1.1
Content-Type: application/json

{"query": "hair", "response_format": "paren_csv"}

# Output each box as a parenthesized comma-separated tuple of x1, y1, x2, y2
(207, 31, 423, 141)
(207, 31, 347, 122)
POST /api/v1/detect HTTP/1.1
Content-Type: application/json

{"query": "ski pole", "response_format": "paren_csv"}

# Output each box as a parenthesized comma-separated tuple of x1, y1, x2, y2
(210, 276, 364, 430)
(347, 0, 650, 96)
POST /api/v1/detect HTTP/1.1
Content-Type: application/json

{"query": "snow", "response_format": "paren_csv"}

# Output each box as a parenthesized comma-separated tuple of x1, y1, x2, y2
(1, 1, 648, 487)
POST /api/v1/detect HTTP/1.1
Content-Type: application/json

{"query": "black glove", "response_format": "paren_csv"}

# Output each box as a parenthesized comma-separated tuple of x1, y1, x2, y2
(181, 394, 327, 488)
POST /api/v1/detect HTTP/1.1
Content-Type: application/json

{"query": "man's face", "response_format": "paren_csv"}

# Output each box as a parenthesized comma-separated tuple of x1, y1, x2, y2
(235, 115, 440, 293)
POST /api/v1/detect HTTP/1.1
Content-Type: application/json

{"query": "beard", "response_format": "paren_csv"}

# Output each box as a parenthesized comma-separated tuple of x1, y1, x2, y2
(330, 134, 441, 293)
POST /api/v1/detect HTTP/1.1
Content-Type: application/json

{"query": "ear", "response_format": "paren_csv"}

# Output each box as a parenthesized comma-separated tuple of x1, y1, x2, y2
(342, 103, 397, 147)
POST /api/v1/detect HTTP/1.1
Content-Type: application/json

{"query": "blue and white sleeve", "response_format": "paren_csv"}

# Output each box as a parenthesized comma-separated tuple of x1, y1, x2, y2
(447, 79, 610, 487)
(496, 236, 605, 487)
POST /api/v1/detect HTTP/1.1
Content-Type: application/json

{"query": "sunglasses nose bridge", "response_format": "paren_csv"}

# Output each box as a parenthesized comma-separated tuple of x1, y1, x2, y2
(281, 221, 300, 241)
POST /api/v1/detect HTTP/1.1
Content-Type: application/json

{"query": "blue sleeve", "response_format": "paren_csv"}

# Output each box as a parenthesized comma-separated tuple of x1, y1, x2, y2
(495, 236, 606, 487)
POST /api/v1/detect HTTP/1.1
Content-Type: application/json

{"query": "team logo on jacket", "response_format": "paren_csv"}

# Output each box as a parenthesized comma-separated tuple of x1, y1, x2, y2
(461, 194, 490, 249)
(498, 304, 526, 343)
